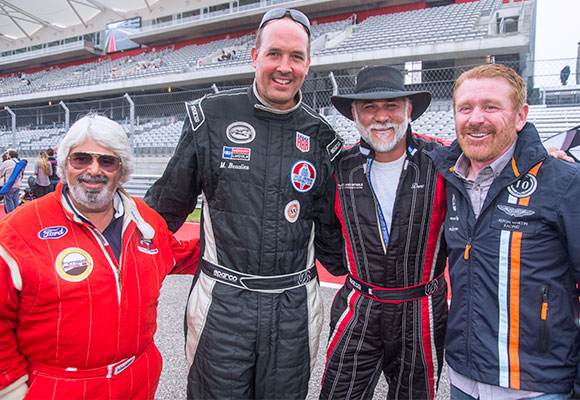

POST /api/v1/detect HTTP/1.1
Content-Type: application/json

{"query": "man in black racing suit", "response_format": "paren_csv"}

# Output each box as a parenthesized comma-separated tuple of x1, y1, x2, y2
(145, 8, 343, 400)
(320, 66, 448, 400)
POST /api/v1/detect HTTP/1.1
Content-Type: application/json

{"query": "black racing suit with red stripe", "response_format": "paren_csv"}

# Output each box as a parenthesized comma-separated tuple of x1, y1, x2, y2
(145, 85, 344, 399)
(320, 130, 448, 400)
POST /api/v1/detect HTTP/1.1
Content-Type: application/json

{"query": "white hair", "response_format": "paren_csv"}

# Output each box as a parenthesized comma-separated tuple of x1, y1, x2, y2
(57, 113, 132, 183)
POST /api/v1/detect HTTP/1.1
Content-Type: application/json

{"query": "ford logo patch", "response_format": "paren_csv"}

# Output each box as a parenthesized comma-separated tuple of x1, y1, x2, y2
(38, 226, 68, 240)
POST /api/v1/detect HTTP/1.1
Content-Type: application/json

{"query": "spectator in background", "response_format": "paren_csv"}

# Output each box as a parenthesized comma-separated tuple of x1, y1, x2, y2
(32, 151, 51, 198)
(47, 148, 60, 192)
(0, 149, 25, 214)
(560, 65, 571, 85)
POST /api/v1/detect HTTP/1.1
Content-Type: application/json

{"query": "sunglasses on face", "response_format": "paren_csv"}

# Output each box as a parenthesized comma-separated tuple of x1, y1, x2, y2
(68, 151, 122, 173)
(259, 8, 311, 37)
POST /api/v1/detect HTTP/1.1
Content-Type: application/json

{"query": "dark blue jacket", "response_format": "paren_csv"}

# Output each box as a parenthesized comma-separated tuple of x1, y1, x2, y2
(428, 122, 580, 394)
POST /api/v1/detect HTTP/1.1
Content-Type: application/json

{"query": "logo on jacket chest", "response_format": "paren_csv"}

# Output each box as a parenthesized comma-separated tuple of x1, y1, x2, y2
(138, 239, 159, 255)
(226, 122, 256, 144)
(55, 248, 94, 282)
(222, 146, 251, 161)
(507, 173, 538, 198)
(290, 161, 317, 193)
(38, 226, 68, 240)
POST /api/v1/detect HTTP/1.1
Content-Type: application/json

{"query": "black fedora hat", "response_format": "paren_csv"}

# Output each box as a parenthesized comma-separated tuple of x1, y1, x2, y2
(331, 66, 431, 121)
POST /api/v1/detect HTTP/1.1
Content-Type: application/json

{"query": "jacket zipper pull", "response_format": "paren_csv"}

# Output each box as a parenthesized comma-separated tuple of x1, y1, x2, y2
(464, 244, 471, 260)
(541, 288, 549, 321)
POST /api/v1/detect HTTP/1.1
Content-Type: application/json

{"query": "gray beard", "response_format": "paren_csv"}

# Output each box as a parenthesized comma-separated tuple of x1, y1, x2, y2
(355, 119, 408, 153)
(67, 174, 114, 211)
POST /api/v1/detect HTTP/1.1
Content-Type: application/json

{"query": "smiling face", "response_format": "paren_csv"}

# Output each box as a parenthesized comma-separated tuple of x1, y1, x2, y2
(65, 138, 122, 215)
(352, 97, 411, 161)
(454, 76, 528, 171)
(251, 17, 310, 110)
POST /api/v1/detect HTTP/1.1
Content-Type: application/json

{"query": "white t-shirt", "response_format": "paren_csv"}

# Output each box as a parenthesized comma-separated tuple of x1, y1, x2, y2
(369, 153, 406, 233)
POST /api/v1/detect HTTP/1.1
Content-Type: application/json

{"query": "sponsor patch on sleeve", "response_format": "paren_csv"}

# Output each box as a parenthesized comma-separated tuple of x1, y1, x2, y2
(326, 136, 343, 162)
(186, 99, 206, 131)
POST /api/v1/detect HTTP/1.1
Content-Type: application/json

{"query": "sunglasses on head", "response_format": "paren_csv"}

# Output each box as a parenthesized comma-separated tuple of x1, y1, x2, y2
(259, 8, 310, 36)
(68, 151, 122, 173)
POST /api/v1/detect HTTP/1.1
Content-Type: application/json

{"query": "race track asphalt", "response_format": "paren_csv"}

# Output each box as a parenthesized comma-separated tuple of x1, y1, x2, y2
(155, 276, 451, 399)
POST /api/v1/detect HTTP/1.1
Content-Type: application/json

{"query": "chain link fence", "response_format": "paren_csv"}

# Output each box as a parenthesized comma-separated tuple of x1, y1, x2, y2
(1, 58, 578, 157)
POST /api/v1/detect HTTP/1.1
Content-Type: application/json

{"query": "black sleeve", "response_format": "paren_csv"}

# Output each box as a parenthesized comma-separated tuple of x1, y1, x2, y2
(145, 116, 202, 233)
(313, 127, 347, 277)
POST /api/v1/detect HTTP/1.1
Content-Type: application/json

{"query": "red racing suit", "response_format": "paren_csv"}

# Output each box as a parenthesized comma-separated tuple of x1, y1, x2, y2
(0, 183, 199, 399)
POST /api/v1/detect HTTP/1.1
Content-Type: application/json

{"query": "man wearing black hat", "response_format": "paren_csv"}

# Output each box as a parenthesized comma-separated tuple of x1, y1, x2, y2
(320, 66, 448, 400)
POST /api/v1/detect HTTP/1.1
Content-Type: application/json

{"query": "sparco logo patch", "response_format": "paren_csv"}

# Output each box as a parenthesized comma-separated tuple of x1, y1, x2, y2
(284, 200, 300, 223)
(38, 226, 68, 240)
(226, 122, 256, 144)
(507, 174, 538, 198)
(296, 132, 310, 152)
(213, 269, 238, 283)
(55, 248, 93, 282)
(290, 161, 317, 193)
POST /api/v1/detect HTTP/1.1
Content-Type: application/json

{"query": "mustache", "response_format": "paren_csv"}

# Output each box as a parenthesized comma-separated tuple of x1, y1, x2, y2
(461, 125, 497, 135)
(368, 122, 397, 131)
(76, 174, 109, 184)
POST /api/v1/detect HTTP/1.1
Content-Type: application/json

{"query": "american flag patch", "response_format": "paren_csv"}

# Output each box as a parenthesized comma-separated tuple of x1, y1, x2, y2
(296, 132, 310, 152)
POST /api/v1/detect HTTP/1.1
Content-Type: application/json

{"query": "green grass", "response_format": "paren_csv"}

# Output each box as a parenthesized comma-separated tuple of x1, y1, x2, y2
(187, 209, 201, 223)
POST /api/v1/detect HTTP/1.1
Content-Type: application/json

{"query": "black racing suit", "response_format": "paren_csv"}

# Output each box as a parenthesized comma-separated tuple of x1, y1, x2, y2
(320, 131, 448, 400)
(145, 84, 343, 399)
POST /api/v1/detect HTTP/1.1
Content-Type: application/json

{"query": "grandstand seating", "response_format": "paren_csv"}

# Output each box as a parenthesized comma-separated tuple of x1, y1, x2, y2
(317, 0, 499, 57)
(0, 0, 503, 98)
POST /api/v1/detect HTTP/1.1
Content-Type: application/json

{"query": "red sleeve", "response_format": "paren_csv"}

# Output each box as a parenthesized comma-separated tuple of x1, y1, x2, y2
(0, 258, 28, 390)
(169, 236, 200, 275)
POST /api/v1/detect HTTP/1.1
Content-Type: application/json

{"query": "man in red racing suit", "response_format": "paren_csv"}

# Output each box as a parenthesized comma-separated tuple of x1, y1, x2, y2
(0, 114, 199, 400)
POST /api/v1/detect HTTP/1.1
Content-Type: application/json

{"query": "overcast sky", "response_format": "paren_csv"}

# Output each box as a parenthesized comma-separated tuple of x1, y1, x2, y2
(535, 0, 580, 59)
(534, 0, 580, 86)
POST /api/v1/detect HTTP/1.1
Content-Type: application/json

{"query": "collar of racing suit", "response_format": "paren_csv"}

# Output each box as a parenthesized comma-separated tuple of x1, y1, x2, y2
(251, 80, 303, 117)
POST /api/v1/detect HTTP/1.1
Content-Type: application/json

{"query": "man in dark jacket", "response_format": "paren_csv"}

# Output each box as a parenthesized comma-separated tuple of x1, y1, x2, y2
(320, 66, 448, 400)
(428, 63, 580, 399)
(145, 8, 343, 400)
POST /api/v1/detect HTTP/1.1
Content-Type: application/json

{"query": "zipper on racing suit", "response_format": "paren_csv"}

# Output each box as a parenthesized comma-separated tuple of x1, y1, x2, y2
(539, 285, 550, 354)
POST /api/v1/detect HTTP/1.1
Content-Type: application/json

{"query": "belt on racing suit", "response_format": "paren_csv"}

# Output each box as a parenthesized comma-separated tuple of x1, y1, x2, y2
(346, 272, 446, 303)
(200, 258, 317, 292)
(27, 342, 155, 379)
